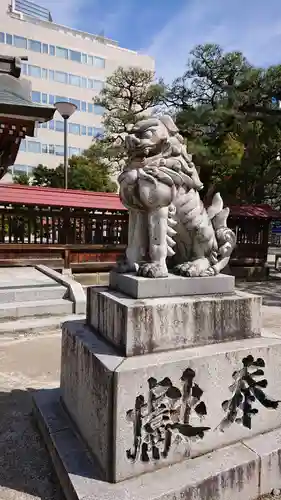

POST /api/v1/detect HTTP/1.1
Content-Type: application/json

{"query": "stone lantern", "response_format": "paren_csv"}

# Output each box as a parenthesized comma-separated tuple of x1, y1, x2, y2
(0, 54, 55, 179)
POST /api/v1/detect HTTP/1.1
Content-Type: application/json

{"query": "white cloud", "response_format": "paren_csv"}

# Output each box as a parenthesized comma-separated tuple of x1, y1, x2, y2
(147, 0, 281, 82)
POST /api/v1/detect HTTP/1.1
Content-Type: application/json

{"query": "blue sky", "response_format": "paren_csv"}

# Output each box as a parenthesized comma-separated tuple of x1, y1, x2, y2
(40, 0, 281, 81)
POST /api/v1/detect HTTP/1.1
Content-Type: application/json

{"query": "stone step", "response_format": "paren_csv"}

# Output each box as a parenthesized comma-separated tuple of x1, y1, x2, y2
(0, 314, 85, 336)
(0, 298, 73, 321)
(0, 285, 67, 304)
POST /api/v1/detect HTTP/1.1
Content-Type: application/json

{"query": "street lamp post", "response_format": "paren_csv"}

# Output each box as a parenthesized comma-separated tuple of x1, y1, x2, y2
(54, 101, 77, 189)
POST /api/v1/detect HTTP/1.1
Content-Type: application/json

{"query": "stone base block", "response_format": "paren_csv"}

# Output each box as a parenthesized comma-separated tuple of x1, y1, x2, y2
(109, 272, 235, 299)
(33, 387, 261, 500)
(245, 429, 281, 496)
(60, 320, 281, 483)
(87, 287, 261, 355)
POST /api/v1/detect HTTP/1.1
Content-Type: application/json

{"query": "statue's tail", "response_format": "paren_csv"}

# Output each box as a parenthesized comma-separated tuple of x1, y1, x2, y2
(207, 193, 236, 274)
(166, 204, 177, 257)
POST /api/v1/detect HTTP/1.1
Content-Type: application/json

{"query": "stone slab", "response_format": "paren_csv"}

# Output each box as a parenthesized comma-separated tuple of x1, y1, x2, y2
(245, 428, 281, 495)
(0, 266, 59, 289)
(60, 320, 124, 482)
(61, 321, 281, 482)
(87, 287, 261, 355)
(109, 271, 235, 299)
(33, 387, 260, 500)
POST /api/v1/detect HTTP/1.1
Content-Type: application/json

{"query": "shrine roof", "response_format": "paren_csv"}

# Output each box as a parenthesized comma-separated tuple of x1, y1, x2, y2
(0, 184, 126, 211)
(0, 88, 55, 122)
(229, 204, 281, 219)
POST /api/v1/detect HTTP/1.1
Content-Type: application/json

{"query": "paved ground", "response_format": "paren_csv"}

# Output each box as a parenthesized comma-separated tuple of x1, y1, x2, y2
(1, 279, 281, 499)
(0, 268, 58, 289)
(0, 333, 63, 500)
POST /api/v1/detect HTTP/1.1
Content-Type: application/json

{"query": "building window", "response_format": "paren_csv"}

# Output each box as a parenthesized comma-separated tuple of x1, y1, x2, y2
(93, 80, 104, 91)
(81, 125, 87, 136)
(49, 70, 54, 80)
(69, 74, 81, 86)
(28, 39, 41, 52)
(14, 0, 51, 22)
(88, 127, 93, 136)
(55, 121, 64, 132)
(14, 35, 27, 48)
(69, 147, 80, 157)
(0, 33, 5, 43)
(41, 122, 47, 128)
(49, 95, 55, 105)
(94, 104, 104, 115)
(94, 56, 105, 68)
(88, 103, 93, 113)
(32, 91, 41, 103)
(27, 166, 35, 175)
(69, 50, 81, 63)
(42, 93, 48, 104)
(94, 127, 104, 137)
(28, 141, 41, 154)
(43, 43, 48, 54)
(55, 71, 68, 84)
(55, 145, 64, 156)
(69, 123, 80, 135)
(49, 120, 55, 130)
(55, 95, 68, 103)
(82, 53, 87, 64)
(19, 140, 26, 152)
(21, 63, 28, 75)
(42, 68, 48, 79)
(56, 46, 68, 59)
(13, 164, 27, 174)
(50, 45, 55, 56)
(48, 144, 55, 155)
(88, 55, 93, 65)
(28, 65, 41, 78)
(81, 77, 87, 88)
(81, 101, 87, 112)
(42, 144, 48, 153)
(6, 33, 13, 45)
(69, 98, 80, 110)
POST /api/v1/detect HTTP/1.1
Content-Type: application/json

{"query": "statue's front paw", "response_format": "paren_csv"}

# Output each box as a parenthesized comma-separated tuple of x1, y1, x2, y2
(137, 263, 168, 278)
(173, 263, 192, 277)
(200, 267, 216, 277)
(173, 258, 211, 277)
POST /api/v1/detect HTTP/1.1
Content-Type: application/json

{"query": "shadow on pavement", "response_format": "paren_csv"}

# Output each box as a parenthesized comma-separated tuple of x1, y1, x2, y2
(0, 388, 64, 500)
(236, 276, 281, 307)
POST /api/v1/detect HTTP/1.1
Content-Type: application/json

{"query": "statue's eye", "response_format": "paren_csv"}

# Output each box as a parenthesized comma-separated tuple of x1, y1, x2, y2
(144, 130, 153, 138)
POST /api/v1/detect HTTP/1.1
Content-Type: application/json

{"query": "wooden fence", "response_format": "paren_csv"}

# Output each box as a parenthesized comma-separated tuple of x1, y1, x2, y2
(0, 202, 274, 271)
(0, 203, 128, 270)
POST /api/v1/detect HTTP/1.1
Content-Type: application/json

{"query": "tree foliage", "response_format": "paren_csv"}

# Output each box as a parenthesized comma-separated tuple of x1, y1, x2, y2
(94, 67, 165, 172)
(29, 151, 117, 192)
(95, 66, 165, 135)
(164, 43, 281, 205)
(13, 172, 30, 185)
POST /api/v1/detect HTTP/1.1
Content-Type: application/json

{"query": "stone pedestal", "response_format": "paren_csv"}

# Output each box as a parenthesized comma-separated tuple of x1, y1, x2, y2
(33, 272, 281, 499)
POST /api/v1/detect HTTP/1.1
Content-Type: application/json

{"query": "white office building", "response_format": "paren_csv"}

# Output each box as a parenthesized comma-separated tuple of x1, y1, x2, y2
(0, 0, 154, 181)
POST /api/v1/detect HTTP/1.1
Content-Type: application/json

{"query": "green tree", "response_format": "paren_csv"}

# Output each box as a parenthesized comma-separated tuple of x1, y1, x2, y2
(95, 66, 165, 134)
(31, 152, 117, 192)
(164, 44, 281, 205)
(94, 67, 165, 172)
(13, 172, 30, 185)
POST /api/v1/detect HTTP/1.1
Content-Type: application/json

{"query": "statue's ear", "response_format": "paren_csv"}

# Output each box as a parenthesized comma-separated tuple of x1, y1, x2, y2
(159, 115, 178, 135)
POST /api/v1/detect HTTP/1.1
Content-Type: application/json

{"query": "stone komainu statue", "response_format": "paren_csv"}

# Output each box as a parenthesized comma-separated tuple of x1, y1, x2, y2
(117, 115, 236, 278)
